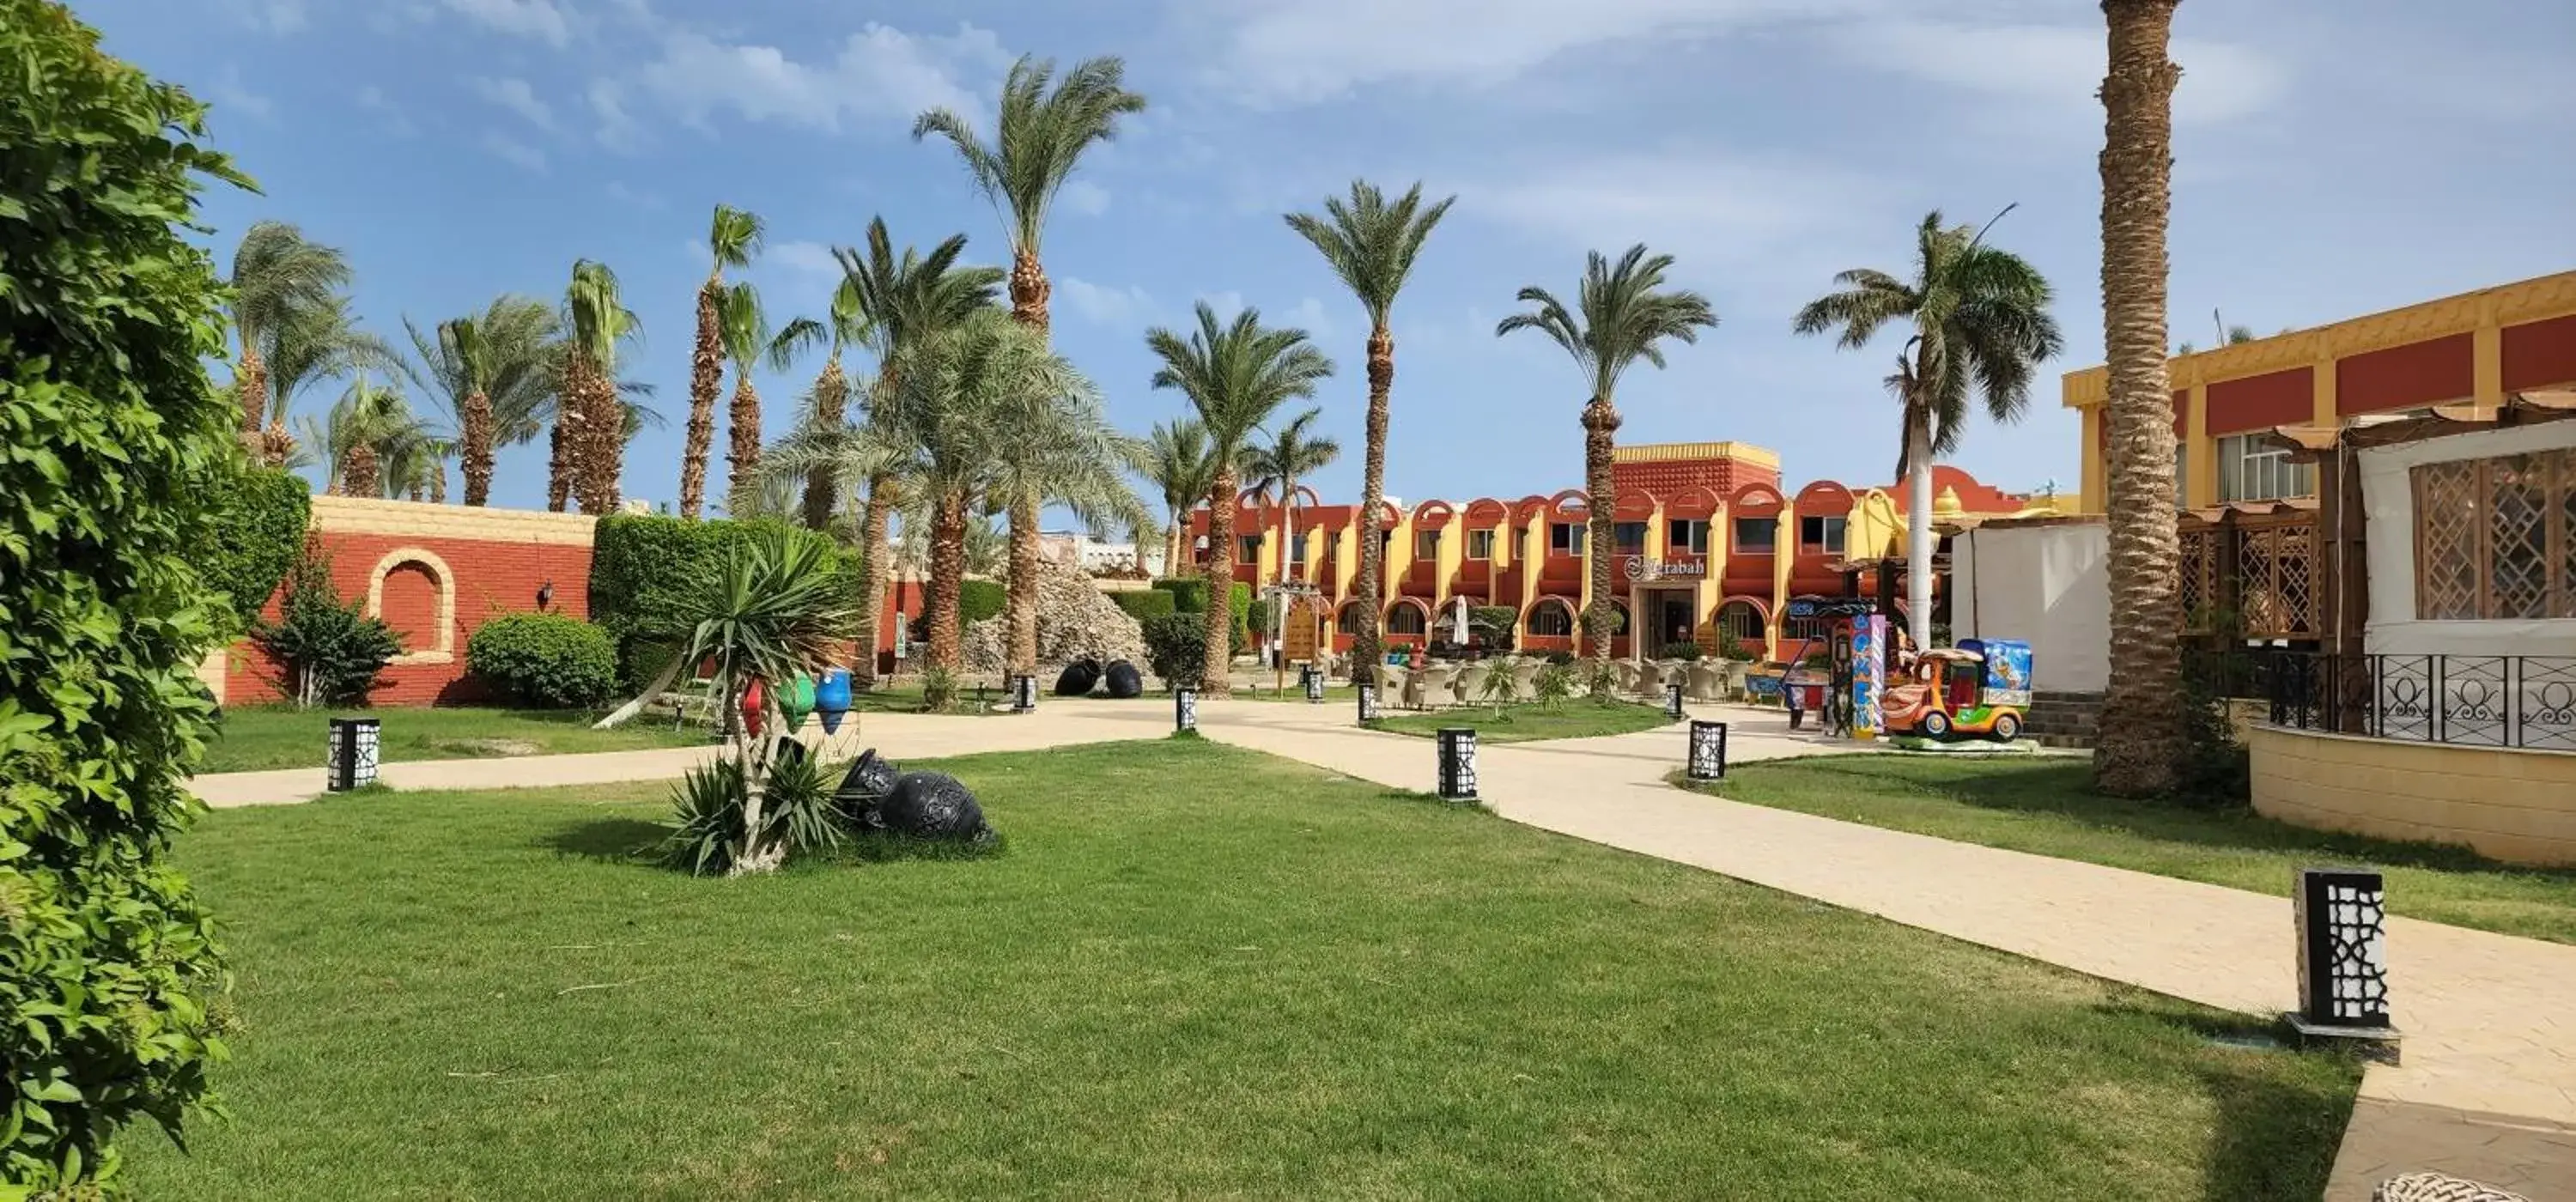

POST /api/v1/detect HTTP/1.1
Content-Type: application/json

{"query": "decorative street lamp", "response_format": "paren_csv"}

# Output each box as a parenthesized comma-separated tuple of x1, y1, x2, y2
(327, 717, 380, 792)
(2291, 868, 2398, 1043)
(1665, 680, 1686, 720)
(1303, 665, 1325, 703)
(1687, 719, 1728, 781)
(1437, 727, 1479, 803)
(1357, 681, 1381, 724)
(1174, 686, 1199, 733)
(1011, 673, 1036, 713)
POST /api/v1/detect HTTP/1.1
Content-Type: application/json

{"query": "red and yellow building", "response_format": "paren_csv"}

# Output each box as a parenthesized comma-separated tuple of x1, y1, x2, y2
(1187, 441, 2063, 661)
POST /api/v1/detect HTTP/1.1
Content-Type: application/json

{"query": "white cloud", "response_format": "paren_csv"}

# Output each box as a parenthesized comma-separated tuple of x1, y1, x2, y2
(1059, 276, 1156, 327)
(469, 76, 557, 132)
(356, 86, 418, 137)
(1060, 179, 1112, 216)
(605, 180, 664, 209)
(588, 78, 642, 151)
(630, 22, 1009, 136)
(1285, 296, 1334, 340)
(765, 240, 843, 287)
(440, 0, 572, 46)
(1194, 290, 1247, 321)
(1827, 21, 2287, 125)
(209, 66, 274, 120)
(225, 0, 307, 33)
(482, 131, 548, 172)
(1195, 0, 1876, 104)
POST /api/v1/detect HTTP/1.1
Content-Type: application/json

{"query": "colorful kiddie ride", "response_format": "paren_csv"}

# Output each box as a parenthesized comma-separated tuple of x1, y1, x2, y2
(1879, 638, 2033, 742)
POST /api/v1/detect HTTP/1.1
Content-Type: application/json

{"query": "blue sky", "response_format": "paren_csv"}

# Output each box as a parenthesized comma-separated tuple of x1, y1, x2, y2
(86, 0, 2576, 516)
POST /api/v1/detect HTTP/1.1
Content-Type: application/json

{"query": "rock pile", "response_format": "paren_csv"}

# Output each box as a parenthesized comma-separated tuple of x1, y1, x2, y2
(958, 556, 1149, 677)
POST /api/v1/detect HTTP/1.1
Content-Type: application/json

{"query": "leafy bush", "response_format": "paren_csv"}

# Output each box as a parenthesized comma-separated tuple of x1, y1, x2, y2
(958, 579, 1005, 625)
(1110, 589, 1176, 622)
(1, 6, 245, 1185)
(189, 465, 310, 630)
(656, 751, 842, 876)
(1668, 641, 1705, 662)
(251, 543, 404, 707)
(1151, 577, 1211, 613)
(590, 513, 861, 689)
(919, 665, 961, 713)
(467, 612, 618, 708)
(1533, 661, 1575, 711)
(1228, 582, 1253, 656)
(1470, 605, 1518, 651)
(1142, 612, 1206, 689)
(1543, 649, 1577, 666)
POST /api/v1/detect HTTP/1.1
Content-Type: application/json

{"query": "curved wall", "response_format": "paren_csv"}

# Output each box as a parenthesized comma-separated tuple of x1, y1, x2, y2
(2248, 725, 2576, 866)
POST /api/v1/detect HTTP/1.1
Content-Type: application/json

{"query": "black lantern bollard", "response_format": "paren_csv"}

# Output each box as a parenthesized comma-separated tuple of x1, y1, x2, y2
(1303, 665, 1325, 703)
(1687, 719, 1728, 780)
(1357, 681, 1381, 724)
(1174, 686, 1198, 732)
(1665, 680, 1686, 720)
(2291, 868, 2398, 1041)
(327, 717, 380, 791)
(1437, 727, 1479, 803)
(1011, 673, 1036, 713)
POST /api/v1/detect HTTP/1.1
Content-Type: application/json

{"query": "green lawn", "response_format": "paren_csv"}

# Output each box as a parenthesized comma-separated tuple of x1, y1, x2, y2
(1697, 756, 2576, 945)
(130, 740, 2355, 1200)
(200, 705, 708, 774)
(1374, 701, 1677, 744)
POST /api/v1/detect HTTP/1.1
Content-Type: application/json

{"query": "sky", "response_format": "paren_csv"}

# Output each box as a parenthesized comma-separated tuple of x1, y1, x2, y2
(82, 0, 2576, 519)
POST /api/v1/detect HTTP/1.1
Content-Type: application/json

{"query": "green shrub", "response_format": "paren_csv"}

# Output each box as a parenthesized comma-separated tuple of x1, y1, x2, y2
(1151, 577, 1211, 613)
(590, 513, 860, 689)
(1110, 589, 1176, 622)
(251, 543, 403, 707)
(656, 752, 842, 876)
(467, 612, 618, 708)
(189, 465, 310, 630)
(1470, 605, 1518, 651)
(1669, 641, 1705, 662)
(1, 6, 244, 1185)
(1142, 612, 1206, 689)
(959, 579, 1005, 625)
(1229, 582, 1253, 654)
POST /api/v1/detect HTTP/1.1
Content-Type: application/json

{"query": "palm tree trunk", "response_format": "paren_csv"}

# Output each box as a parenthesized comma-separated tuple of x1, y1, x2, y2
(681, 279, 724, 519)
(1010, 248, 1050, 334)
(235, 343, 268, 434)
(927, 489, 968, 671)
(427, 461, 447, 505)
(855, 475, 896, 689)
(585, 364, 623, 515)
(1352, 323, 1394, 677)
(2095, 0, 2186, 796)
(726, 372, 762, 517)
(546, 420, 572, 513)
(1905, 411, 1935, 647)
(461, 388, 495, 506)
(1163, 510, 1182, 581)
(1202, 466, 1238, 696)
(1581, 397, 1621, 696)
(343, 444, 380, 499)
(1006, 491, 1042, 677)
(801, 355, 848, 531)
(258, 421, 295, 470)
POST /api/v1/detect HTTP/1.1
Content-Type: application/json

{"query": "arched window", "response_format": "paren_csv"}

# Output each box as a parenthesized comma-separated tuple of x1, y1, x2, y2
(1717, 600, 1765, 644)
(1337, 600, 1368, 631)
(1387, 604, 1427, 635)
(1527, 599, 1575, 637)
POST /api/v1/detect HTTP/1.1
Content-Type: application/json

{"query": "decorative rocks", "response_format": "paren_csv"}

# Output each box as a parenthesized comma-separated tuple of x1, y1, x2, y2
(960, 555, 1150, 677)
(1103, 659, 1143, 699)
(1055, 659, 1103, 696)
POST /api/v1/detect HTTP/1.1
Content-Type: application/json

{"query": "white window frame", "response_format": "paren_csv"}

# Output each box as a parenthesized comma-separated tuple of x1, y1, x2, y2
(1733, 515, 1777, 553)
(2218, 434, 2315, 502)
(1668, 519, 1710, 555)
(1467, 529, 1495, 560)
(1799, 515, 1846, 555)
(1551, 521, 1586, 556)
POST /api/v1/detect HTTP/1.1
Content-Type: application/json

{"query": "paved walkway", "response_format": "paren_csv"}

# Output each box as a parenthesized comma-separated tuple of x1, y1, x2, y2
(187, 696, 2576, 1199)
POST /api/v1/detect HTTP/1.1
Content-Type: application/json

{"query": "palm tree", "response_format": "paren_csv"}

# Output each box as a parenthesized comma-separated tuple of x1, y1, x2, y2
(1498, 246, 1716, 693)
(834, 218, 1005, 689)
(406, 296, 559, 506)
(297, 374, 424, 497)
(1284, 180, 1454, 676)
(985, 361, 1155, 670)
(714, 282, 825, 519)
(799, 277, 874, 531)
(2176, 310, 2257, 355)
(227, 221, 354, 441)
(1143, 417, 1217, 578)
(914, 53, 1145, 683)
(684, 205, 764, 519)
(252, 292, 397, 468)
(1244, 407, 1340, 660)
(2096, 0, 2187, 796)
(1793, 209, 2063, 651)
(1146, 304, 1335, 696)
(562, 260, 641, 515)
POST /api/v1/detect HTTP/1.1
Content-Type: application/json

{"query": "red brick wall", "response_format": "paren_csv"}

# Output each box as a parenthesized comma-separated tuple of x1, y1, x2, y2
(1611, 453, 1780, 499)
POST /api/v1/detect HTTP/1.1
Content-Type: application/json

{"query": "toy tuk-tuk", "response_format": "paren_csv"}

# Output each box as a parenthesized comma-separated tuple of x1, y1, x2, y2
(1880, 638, 2033, 742)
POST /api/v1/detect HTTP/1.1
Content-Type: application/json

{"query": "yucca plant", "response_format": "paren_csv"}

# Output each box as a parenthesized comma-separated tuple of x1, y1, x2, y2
(1478, 655, 1519, 719)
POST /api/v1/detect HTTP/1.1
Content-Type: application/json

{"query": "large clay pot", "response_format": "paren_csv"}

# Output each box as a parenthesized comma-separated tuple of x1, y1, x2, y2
(1054, 659, 1103, 696)
(1103, 659, 1143, 699)
(815, 669, 853, 734)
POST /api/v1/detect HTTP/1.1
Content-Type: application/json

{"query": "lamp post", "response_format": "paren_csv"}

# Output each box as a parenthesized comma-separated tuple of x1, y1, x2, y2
(2291, 869, 2398, 1046)
(1174, 686, 1198, 733)
(1665, 680, 1686, 720)
(1357, 680, 1381, 724)
(326, 717, 380, 792)
(1687, 719, 1728, 780)
(1303, 664, 1324, 703)
(1436, 727, 1479, 803)
(1011, 673, 1036, 713)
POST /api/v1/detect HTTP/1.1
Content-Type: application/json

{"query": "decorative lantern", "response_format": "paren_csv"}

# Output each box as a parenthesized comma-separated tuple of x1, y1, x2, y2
(1010, 673, 1037, 713)
(1687, 719, 1728, 780)
(1174, 686, 1199, 732)
(1437, 727, 1479, 802)
(1357, 681, 1381, 724)
(814, 668, 854, 735)
(1303, 665, 1325, 703)
(1665, 680, 1686, 720)
(326, 717, 380, 792)
(2293, 868, 2397, 1035)
(740, 677, 765, 736)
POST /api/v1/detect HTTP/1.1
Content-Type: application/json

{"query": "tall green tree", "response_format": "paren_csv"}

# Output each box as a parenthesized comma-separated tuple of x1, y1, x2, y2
(1244, 405, 1340, 585)
(225, 220, 350, 440)
(1498, 246, 1717, 693)
(715, 282, 824, 519)
(1284, 180, 1453, 676)
(2, 2, 246, 1186)
(686, 205, 763, 519)
(562, 260, 641, 515)
(405, 296, 559, 506)
(248, 291, 394, 468)
(1793, 209, 2063, 650)
(1143, 417, 1217, 579)
(296, 373, 428, 497)
(1146, 305, 1335, 695)
(799, 276, 874, 531)
(2096, 0, 2188, 794)
(914, 53, 1146, 681)
(832, 218, 1003, 687)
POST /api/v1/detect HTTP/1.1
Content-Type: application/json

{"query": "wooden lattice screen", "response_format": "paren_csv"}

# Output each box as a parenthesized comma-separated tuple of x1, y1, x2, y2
(2178, 526, 2216, 633)
(2414, 450, 2576, 621)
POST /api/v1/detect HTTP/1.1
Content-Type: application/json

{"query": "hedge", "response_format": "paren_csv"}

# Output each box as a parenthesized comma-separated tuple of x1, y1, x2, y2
(959, 579, 1005, 625)
(190, 465, 310, 630)
(1151, 577, 1210, 613)
(467, 612, 620, 707)
(1111, 589, 1176, 622)
(590, 513, 863, 689)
